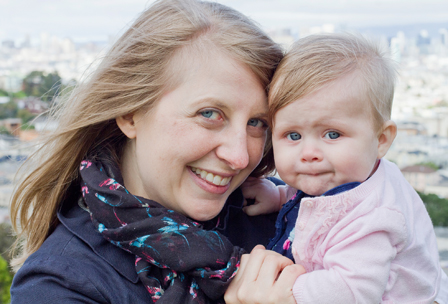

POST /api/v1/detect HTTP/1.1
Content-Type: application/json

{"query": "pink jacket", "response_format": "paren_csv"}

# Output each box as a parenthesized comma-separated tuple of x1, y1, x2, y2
(291, 159, 446, 303)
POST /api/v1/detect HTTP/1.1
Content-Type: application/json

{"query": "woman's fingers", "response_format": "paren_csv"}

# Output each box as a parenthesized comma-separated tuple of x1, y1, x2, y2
(256, 251, 294, 287)
(224, 246, 301, 304)
(225, 245, 266, 300)
(237, 245, 267, 282)
(271, 264, 307, 304)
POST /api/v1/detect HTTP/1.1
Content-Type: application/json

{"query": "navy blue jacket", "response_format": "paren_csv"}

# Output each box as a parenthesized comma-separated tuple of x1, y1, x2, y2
(10, 188, 278, 303)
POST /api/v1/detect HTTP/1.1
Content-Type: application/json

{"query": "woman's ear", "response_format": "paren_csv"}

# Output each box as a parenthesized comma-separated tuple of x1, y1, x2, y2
(377, 120, 397, 159)
(116, 113, 137, 139)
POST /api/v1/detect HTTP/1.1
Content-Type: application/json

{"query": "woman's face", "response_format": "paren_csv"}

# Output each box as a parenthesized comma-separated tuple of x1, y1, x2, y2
(117, 50, 268, 221)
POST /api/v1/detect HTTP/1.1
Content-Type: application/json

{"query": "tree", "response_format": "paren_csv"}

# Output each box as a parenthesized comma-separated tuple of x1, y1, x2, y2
(0, 256, 11, 304)
(0, 223, 15, 304)
(418, 191, 448, 226)
(0, 101, 18, 120)
(0, 223, 15, 263)
(22, 71, 62, 102)
(17, 108, 35, 124)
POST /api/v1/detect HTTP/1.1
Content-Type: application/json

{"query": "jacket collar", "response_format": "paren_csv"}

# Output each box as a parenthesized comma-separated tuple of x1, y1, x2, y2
(58, 194, 140, 283)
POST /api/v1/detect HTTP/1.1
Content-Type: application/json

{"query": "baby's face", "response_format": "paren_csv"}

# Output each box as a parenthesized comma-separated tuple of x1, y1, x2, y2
(272, 72, 381, 196)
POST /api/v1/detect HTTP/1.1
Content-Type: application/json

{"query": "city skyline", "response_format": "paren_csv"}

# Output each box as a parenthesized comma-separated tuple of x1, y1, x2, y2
(1, 0, 448, 43)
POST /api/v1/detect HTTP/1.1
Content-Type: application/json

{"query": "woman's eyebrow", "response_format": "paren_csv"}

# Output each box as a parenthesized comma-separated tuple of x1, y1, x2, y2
(191, 98, 268, 118)
(252, 112, 269, 119)
(191, 98, 231, 111)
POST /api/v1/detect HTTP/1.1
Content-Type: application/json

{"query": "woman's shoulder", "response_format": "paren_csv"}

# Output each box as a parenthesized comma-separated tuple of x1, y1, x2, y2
(11, 223, 110, 303)
(11, 206, 153, 304)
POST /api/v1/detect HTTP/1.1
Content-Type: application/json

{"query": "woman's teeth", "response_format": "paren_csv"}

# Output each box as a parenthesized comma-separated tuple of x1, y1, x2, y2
(190, 167, 232, 186)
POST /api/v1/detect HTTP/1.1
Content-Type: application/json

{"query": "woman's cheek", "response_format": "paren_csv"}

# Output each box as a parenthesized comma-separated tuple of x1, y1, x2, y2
(249, 136, 267, 167)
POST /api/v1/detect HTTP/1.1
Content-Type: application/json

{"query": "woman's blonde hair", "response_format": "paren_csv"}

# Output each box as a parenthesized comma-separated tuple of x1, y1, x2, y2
(10, 0, 282, 267)
(269, 33, 397, 132)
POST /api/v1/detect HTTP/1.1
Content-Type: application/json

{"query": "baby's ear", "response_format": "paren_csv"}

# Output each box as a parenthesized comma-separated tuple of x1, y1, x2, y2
(377, 120, 397, 159)
(116, 113, 137, 139)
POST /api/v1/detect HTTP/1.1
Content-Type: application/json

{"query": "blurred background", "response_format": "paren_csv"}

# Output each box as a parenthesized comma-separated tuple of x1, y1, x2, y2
(0, 0, 447, 301)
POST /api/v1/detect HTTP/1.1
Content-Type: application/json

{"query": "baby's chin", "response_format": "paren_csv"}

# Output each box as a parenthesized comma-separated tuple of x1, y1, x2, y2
(296, 182, 331, 196)
(302, 188, 326, 196)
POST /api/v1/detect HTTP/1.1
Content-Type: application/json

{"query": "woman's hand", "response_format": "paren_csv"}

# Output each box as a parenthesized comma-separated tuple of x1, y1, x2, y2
(224, 245, 306, 304)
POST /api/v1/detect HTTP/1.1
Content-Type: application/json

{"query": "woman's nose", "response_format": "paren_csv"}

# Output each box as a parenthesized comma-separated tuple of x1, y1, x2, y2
(216, 129, 249, 171)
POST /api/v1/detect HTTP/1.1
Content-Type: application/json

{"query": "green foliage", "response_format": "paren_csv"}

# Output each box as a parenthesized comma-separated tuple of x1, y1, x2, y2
(17, 109, 35, 124)
(0, 223, 15, 263)
(0, 223, 15, 304)
(12, 91, 26, 99)
(22, 71, 62, 102)
(0, 101, 18, 120)
(0, 90, 26, 99)
(20, 123, 35, 130)
(419, 191, 448, 226)
(0, 101, 35, 124)
(0, 256, 12, 303)
(0, 127, 10, 136)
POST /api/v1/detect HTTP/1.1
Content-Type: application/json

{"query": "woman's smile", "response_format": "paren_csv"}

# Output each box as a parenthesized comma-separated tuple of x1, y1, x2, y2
(188, 166, 233, 195)
(189, 166, 233, 186)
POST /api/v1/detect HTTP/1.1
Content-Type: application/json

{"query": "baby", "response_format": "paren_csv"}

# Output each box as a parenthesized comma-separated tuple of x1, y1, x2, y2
(243, 33, 448, 303)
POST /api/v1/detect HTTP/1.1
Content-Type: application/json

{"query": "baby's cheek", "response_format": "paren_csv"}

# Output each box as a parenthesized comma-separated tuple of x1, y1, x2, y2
(273, 155, 290, 177)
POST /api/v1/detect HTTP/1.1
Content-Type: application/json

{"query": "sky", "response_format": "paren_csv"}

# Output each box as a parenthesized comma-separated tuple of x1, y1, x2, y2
(1, 0, 448, 43)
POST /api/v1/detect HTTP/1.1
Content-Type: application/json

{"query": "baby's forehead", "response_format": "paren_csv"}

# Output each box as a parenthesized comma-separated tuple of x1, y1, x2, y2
(271, 90, 379, 131)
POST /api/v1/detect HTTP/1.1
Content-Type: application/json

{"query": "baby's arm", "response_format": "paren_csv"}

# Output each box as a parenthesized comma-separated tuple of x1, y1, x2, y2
(292, 229, 396, 303)
(290, 208, 438, 303)
(241, 177, 291, 216)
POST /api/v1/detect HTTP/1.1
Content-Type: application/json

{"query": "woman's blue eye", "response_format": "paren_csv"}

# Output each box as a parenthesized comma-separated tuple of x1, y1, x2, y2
(200, 110, 220, 120)
(248, 119, 266, 128)
(287, 132, 301, 141)
(325, 131, 340, 139)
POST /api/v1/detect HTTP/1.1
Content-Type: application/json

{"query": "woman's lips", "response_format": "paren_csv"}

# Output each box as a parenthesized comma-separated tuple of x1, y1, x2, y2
(189, 166, 232, 186)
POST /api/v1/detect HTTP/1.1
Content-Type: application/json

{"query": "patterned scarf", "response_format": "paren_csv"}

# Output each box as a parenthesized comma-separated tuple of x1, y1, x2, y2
(79, 157, 244, 303)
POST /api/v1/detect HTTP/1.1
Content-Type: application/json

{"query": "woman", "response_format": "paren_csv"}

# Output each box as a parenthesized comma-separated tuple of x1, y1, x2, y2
(10, 0, 296, 303)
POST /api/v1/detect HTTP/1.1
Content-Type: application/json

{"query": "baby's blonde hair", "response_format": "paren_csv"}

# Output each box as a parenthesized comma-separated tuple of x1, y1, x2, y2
(10, 0, 282, 267)
(269, 33, 397, 132)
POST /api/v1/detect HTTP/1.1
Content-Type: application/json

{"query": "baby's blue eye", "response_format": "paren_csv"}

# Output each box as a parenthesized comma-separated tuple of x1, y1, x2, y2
(325, 131, 340, 139)
(287, 132, 301, 141)
(248, 119, 266, 128)
(200, 110, 220, 120)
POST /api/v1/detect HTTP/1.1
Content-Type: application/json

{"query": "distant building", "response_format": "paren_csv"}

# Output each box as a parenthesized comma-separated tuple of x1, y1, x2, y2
(19, 129, 39, 142)
(397, 121, 427, 136)
(425, 178, 448, 198)
(401, 164, 441, 192)
(1, 40, 15, 49)
(0, 134, 20, 151)
(0, 74, 23, 92)
(32, 115, 58, 132)
(0, 118, 21, 137)
(440, 28, 448, 46)
(17, 96, 48, 114)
